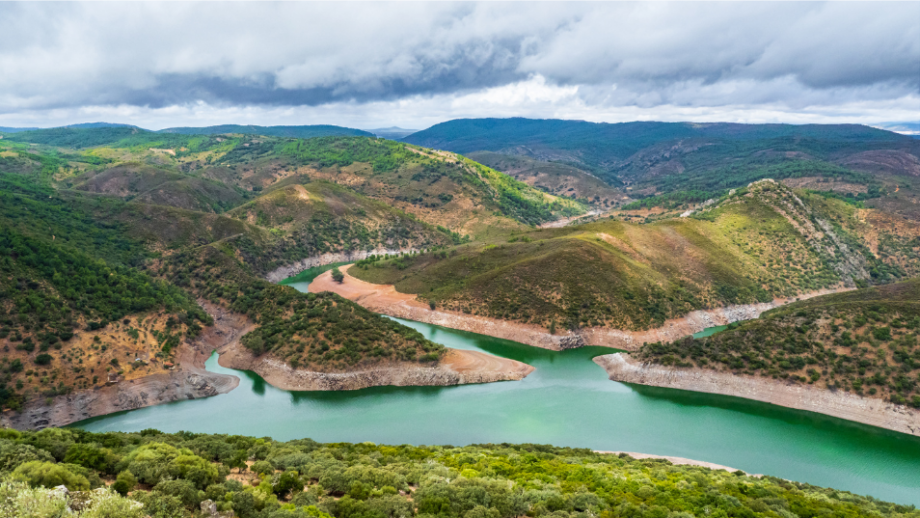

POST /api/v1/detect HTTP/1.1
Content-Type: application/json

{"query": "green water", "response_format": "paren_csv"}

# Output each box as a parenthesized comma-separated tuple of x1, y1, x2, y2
(693, 325, 728, 338)
(73, 271, 920, 505)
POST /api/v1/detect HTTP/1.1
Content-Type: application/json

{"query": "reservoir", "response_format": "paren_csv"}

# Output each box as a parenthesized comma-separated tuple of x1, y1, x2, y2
(74, 267, 920, 506)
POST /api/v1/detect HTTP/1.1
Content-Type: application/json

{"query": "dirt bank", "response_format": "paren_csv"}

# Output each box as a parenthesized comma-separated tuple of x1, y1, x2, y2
(1, 301, 248, 430)
(218, 346, 533, 391)
(265, 248, 418, 283)
(310, 266, 851, 352)
(594, 353, 920, 437)
(594, 451, 756, 475)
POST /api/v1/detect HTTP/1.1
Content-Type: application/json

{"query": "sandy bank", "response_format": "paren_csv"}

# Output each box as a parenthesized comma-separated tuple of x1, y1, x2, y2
(218, 346, 533, 391)
(594, 353, 920, 437)
(265, 248, 418, 283)
(1, 301, 246, 430)
(594, 451, 756, 475)
(310, 266, 851, 352)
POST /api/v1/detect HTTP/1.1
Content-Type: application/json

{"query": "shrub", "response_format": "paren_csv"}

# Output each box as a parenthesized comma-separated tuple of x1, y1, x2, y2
(34, 353, 52, 365)
(111, 470, 137, 495)
(12, 460, 90, 491)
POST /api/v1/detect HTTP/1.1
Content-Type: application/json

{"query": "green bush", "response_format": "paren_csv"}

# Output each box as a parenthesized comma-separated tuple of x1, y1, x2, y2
(12, 460, 90, 491)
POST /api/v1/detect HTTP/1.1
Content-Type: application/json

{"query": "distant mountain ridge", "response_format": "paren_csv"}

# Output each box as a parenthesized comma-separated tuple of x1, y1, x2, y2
(366, 127, 420, 140)
(158, 124, 373, 138)
(0, 122, 137, 133)
(404, 118, 919, 199)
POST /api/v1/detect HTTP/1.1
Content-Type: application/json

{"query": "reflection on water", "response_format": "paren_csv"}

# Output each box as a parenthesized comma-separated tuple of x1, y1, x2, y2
(70, 271, 920, 506)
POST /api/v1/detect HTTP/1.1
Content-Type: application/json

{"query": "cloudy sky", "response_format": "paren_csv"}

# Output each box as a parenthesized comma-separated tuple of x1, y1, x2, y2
(0, 2, 917, 131)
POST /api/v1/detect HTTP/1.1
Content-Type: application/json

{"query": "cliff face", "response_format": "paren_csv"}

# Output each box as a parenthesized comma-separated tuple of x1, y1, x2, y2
(594, 353, 920, 437)
(264, 248, 418, 283)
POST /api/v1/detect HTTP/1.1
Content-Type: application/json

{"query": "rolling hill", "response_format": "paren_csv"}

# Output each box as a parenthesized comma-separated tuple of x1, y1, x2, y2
(351, 180, 920, 331)
(406, 118, 920, 216)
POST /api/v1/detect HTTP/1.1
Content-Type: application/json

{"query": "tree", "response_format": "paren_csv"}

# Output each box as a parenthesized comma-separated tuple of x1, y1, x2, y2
(331, 267, 344, 284)
(111, 471, 136, 496)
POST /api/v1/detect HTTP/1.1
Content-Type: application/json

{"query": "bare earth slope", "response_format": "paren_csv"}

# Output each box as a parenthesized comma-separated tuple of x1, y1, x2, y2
(594, 353, 920, 436)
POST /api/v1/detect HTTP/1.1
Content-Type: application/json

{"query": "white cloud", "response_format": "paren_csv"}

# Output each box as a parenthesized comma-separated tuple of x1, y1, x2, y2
(0, 2, 916, 129)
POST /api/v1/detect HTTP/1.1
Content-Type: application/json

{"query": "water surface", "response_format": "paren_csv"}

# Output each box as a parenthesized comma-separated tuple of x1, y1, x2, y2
(73, 271, 920, 505)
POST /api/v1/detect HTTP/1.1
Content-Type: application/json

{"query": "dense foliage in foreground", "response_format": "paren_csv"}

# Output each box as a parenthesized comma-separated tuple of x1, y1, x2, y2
(0, 428, 916, 518)
(638, 279, 920, 407)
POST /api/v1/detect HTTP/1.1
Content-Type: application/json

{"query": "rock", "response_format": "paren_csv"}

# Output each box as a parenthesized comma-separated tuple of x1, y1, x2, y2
(201, 499, 218, 516)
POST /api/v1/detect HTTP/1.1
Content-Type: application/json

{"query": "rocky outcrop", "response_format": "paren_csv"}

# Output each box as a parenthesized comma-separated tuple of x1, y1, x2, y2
(217, 346, 533, 391)
(0, 300, 249, 431)
(265, 248, 419, 283)
(594, 353, 920, 437)
(311, 266, 851, 352)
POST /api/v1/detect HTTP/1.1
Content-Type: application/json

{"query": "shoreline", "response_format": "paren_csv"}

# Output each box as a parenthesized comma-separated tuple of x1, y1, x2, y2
(0, 301, 248, 431)
(593, 353, 920, 437)
(594, 450, 758, 475)
(310, 265, 852, 352)
(217, 346, 534, 391)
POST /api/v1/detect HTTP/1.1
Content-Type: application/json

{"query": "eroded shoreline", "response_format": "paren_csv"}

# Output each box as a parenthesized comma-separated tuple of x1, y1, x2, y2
(217, 346, 533, 391)
(310, 265, 851, 352)
(594, 353, 920, 437)
(0, 301, 248, 430)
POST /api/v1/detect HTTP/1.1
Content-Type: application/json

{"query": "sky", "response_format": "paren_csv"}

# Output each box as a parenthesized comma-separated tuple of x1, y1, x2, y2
(0, 2, 918, 132)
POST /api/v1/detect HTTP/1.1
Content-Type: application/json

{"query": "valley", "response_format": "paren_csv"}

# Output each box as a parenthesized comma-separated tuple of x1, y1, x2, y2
(2, 120, 920, 508)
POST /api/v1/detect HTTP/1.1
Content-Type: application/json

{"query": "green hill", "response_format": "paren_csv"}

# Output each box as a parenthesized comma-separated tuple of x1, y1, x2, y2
(406, 118, 920, 210)
(465, 151, 626, 208)
(351, 180, 920, 331)
(0, 429, 915, 518)
(638, 278, 920, 408)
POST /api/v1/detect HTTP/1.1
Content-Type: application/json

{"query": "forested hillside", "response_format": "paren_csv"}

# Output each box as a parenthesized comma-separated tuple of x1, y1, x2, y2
(405, 118, 920, 216)
(638, 278, 920, 408)
(1, 128, 546, 412)
(0, 429, 915, 518)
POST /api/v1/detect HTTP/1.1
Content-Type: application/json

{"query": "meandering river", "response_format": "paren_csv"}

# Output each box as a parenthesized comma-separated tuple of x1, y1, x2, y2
(74, 266, 920, 505)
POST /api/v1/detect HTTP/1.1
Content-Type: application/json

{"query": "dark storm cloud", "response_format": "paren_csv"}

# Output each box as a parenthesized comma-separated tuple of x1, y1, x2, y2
(0, 2, 916, 124)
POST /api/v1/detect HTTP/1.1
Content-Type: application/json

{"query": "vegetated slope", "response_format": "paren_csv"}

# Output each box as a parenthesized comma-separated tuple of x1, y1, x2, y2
(158, 124, 374, 138)
(406, 118, 919, 210)
(214, 136, 586, 234)
(6, 128, 584, 234)
(466, 151, 627, 208)
(1, 429, 916, 518)
(0, 138, 460, 412)
(637, 278, 920, 410)
(70, 163, 248, 213)
(0, 176, 213, 410)
(165, 245, 445, 371)
(223, 180, 453, 273)
(351, 180, 920, 332)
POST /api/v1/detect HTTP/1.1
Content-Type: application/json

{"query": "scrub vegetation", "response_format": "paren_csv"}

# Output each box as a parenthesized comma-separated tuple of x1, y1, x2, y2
(0, 428, 916, 518)
(638, 278, 920, 408)
(351, 181, 919, 332)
